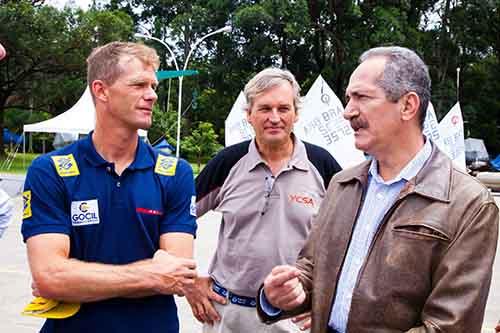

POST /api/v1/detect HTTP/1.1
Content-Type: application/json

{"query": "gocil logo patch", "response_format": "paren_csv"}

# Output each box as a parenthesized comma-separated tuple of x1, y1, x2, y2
(79, 202, 89, 212)
(71, 200, 99, 226)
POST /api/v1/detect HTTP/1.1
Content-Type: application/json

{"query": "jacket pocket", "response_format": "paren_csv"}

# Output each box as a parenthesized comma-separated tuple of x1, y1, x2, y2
(392, 220, 451, 242)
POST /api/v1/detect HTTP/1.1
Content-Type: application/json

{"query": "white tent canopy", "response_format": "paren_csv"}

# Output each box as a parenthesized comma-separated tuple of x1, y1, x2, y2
(23, 87, 147, 136)
(24, 87, 96, 135)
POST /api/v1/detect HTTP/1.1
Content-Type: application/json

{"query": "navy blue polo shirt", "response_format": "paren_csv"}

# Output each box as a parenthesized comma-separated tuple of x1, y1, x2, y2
(22, 133, 197, 333)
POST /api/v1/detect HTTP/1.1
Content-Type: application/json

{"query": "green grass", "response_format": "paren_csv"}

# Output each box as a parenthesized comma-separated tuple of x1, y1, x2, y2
(0, 152, 39, 174)
(0, 153, 205, 177)
(0, 152, 205, 177)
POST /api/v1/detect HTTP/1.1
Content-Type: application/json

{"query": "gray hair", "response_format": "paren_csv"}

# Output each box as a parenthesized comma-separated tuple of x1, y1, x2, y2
(360, 46, 431, 127)
(244, 67, 301, 112)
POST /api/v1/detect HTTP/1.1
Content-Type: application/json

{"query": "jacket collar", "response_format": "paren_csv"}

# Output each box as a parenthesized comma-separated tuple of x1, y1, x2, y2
(335, 141, 452, 203)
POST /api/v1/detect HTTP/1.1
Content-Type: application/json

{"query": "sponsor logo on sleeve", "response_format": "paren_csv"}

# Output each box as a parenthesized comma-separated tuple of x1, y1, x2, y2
(23, 190, 32, 219)
(51, 154, 80, 177)
(190, 196, 196, 217)
(70, 200, 99, 226)
(154, 155, 178, 176)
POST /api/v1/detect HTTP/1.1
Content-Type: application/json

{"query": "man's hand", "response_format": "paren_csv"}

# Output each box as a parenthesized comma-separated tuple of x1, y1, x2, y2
(495, 320, 500, 333)
(183, 276, 227, 325)
(31, 281, 40, 297)
(150, 249, 197, 295)
(263, 265, 306, 311)
(292, 311, 312, 331)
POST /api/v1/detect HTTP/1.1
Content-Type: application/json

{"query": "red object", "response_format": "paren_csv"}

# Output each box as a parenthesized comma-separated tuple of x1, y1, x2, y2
(136, 207, 163, 216)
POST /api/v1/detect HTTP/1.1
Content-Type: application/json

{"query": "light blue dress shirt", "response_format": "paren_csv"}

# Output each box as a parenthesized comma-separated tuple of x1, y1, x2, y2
(329, 139, 432, 332)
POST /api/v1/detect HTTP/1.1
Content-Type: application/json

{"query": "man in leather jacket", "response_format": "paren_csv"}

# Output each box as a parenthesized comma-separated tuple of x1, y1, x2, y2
(258, 46, 499, 333)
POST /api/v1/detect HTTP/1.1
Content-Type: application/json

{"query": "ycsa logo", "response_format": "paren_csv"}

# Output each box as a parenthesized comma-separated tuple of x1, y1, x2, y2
(51, 154, 80, 177)
(289, 194, 315, 207)
(154, 155, 178, 176)
(71, 200, 99, 226)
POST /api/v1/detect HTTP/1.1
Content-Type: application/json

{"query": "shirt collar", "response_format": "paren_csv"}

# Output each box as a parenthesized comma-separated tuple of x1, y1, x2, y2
(368, 138, 432, 185)
(82, 131, 155, 170)
(247, 134, 309, 172)
(335, 140, 452, 203)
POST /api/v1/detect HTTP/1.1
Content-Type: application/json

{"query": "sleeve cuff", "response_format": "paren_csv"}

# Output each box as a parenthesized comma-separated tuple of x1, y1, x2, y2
(160, 223, 197, 236)
(259, 289, 282, 317)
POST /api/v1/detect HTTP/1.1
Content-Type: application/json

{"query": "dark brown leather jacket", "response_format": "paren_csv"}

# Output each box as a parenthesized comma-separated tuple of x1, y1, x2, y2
(259, 146, 498, 333)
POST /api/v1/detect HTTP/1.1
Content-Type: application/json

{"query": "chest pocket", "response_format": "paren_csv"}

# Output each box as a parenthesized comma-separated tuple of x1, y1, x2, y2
(392, 219, 451, 242)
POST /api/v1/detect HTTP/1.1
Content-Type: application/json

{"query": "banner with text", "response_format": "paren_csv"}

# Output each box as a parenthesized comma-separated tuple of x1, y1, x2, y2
(437, 102, 466, 171)
(294, 75, 365, 168)
(422, 102, 444, 148)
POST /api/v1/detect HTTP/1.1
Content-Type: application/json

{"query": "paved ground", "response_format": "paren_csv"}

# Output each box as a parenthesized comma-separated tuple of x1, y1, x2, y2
(0, 173, 25, 197)
(0, 186, 499, 332)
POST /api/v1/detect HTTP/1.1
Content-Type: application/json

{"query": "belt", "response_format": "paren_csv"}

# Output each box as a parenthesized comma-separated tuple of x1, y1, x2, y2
(212, 280, 257, 308)
(327, 328, 341, 333)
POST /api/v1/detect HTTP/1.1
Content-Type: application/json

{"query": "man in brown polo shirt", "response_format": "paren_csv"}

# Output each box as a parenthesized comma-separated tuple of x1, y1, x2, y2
(186, 68, 342, 332)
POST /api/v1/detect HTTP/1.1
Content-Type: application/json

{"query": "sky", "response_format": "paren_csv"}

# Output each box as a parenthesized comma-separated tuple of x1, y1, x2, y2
(46, 0, 95, 10)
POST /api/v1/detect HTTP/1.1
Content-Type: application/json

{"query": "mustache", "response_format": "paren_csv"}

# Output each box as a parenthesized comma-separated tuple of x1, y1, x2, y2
(349, 116, 368, 131)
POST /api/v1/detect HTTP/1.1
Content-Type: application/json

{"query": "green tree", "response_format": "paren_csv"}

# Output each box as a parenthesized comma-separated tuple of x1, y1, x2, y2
(0, 1, 133, 154)
(182, 121, 222, 169)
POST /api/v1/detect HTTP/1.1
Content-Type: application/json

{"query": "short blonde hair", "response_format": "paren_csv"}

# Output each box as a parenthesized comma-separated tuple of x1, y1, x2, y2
(244, 67, 301, 112)
(86, 41, 159, 87)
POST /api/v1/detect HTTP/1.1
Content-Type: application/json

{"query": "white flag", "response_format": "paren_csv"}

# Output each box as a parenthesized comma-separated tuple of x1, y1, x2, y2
(295, 75, 365, 168)
(422, 102, 444, 148)
(437, 102, 466, 171)
(224, 92, 254, 146)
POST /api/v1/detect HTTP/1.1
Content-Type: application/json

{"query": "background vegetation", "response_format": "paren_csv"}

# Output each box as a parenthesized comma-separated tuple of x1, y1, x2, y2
(1, 0, 499, 165)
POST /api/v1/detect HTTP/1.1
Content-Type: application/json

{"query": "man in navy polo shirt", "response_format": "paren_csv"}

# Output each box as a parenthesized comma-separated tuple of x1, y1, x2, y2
(21, 42, 198, 333)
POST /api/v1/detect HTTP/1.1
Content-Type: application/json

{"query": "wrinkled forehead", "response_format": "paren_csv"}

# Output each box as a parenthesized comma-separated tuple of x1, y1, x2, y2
(347, 57, 387, 92)
(253, 82, 294, 104)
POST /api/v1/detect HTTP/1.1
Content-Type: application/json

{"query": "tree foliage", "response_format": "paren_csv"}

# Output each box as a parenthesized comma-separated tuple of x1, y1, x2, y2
(181, 121, 222, 169)
(0, 0, 133, 154)
(2, 0, 500, 158)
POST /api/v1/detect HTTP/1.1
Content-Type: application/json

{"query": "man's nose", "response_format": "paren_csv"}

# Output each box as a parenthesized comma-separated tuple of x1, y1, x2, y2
(269, 109, 280, 122)
(343, 100, 358, 120)
(144, 87, 158, 102)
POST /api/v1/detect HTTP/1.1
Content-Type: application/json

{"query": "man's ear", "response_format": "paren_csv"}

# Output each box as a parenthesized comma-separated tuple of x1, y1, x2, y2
(245, 107, 252, 124)
(401, 92, 420, 122)
(91, 80, 108, 103)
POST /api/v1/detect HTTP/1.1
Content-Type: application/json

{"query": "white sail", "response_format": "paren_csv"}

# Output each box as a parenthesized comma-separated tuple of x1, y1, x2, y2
(294, 75, 365, 168)
(422, 102, 444, 148)
(224, 91, 254, 146)
(437, 102, 466, 171)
